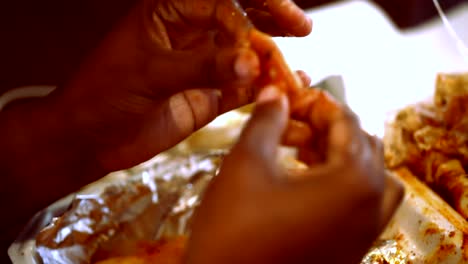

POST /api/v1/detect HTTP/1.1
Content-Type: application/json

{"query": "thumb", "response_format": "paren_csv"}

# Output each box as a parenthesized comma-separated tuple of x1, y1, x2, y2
(233, 86, 289, 162)
(217, 86, 288, 189)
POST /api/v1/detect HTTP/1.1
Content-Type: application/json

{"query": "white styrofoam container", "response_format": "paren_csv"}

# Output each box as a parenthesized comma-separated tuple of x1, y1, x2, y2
(383, 168, 468, 263)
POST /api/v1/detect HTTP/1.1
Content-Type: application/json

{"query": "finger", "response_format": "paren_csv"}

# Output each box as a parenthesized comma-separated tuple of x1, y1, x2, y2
(293, 105, 366, 175)
(245, 8, 286, 36)
(218, 85, 254, 114)
(215, 0, 253, 42)
(146, 47, 259, 96)
(209, 46, 260, 87)
(288, 105, 370, 184)
(295, 90, 365, 164)
(180, 89, 222, 131)
(246, 9, 316, 38)
(306, 90, 341, 129)
(378, 171, 405, 230)
(295, 70, 312, 87)
(232, 85, 289, 163)
(282, 119, 313, 147)
(231, 47, 261, 84)
(289, 89, 321, 119)
(265, 0, 312, 37)
(239, 0, 268, 10)
(327, 120, 386, 196)
(100, 89, 222, 170)
(326, 108, 367, 164)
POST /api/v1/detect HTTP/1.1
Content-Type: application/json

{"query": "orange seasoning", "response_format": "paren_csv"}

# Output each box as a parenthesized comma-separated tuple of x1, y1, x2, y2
(95, 236, 187, 264)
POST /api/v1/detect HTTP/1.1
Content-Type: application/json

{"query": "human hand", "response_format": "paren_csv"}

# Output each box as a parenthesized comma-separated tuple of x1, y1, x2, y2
(185, 86, 404, 264)
(44, 0, 312, 173)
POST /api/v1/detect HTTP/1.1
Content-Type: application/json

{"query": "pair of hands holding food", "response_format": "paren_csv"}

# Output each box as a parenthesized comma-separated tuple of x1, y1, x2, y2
(2, 0, 403, 262)
(187, 85, 404, 263)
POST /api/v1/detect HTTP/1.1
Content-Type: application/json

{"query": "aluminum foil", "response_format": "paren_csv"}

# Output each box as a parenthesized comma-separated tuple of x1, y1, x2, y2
(31, 151, 224, 264)
(361, 240, 409, 264)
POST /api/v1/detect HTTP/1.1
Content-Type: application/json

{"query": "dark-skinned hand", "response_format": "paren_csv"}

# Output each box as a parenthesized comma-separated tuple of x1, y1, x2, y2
(186, 86, 404, 264)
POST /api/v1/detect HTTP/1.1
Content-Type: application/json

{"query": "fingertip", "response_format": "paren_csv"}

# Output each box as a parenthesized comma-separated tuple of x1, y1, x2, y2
(256, 85, 290, 116)
(269, 0, 312, 37)
(214, 47, 259, 84)
(327, 107, 364, 160)
(290, 15, 312, 37)
(236, 87, 289, 158)
(234, 48, 260, 80)
(295, 70, 312, 87)
(256, 85, 280, 104)
(304, 16, 313, 35)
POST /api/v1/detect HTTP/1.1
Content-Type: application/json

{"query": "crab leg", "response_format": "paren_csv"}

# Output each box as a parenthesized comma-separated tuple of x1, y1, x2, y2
(247, 29, 342, 151)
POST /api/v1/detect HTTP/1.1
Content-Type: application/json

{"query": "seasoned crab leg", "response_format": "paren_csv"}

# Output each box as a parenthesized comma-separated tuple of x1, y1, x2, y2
(423, 152, 468, 218)
(247, 29, 342, 150)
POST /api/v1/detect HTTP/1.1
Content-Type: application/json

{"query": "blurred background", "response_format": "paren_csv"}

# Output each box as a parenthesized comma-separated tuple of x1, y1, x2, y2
(298, 0, 466, 28)
(0, 0, 466, 92)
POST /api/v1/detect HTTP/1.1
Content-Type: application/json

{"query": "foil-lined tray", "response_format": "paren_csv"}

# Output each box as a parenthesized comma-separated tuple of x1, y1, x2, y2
(9, 150, 229, 264)
(8, 120, 238, 264)
(35, 151, 225, 264)
(8, 76, 451, 264)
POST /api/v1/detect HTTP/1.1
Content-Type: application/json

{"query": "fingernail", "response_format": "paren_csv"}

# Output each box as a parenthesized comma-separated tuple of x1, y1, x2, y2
(257, 85, 280, 104)
(235, 59, 248, 78)
(234, 51, 259, 79)
(306, 16, 313, 27)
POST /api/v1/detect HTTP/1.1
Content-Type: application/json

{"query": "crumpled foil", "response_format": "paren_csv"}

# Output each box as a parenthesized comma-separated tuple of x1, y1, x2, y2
(361, 240, 409, 264)
(34, 150, 226, 264)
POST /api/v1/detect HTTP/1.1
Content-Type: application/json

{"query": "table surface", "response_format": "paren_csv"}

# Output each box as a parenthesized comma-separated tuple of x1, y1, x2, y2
(274, 0, 468, 137)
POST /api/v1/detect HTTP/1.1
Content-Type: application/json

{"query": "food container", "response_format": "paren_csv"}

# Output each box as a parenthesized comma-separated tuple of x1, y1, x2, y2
(375, 73, 468, 263)
(377, 168, 468, 263)
(365, 1, 468, 261)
